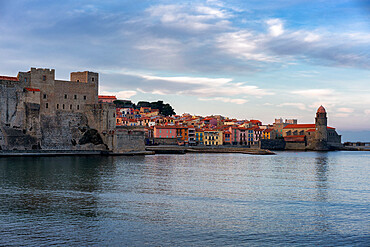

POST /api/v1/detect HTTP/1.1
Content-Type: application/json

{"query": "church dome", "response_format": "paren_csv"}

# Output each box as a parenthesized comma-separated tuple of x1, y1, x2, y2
(317, 105, 326, 113)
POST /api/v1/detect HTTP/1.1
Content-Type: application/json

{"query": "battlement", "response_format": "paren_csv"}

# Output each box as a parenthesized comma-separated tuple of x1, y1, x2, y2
(27, 67, 55, 82)
(70, 71, 98, 84)
(30, 67, 55, 73)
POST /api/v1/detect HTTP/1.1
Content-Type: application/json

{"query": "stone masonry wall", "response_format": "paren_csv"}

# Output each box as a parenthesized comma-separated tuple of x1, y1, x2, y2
(260, 139, 286, 150)
(114, 126, 145, 153)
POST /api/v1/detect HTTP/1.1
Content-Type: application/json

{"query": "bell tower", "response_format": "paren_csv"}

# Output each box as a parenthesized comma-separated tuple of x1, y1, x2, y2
(315, 105, 327, 142)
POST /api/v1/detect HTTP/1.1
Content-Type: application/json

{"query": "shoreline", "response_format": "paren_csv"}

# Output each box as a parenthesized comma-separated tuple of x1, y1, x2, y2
(1, 146, 368, 157)
(146, 146, 276, 155)
(0, 150, 154, 157)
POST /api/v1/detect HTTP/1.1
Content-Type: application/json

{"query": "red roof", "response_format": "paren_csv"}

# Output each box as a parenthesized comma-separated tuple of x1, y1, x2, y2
(98, 95, 117, 99)
(250, 119, 262, 125)
(0, 76, 18, 81)
(264, 128, 274, 133)
(284, 124, 315, 129)
(25, 87, 40, 92)
(284, 124, 335, 130)
(317, 105, 326, 113)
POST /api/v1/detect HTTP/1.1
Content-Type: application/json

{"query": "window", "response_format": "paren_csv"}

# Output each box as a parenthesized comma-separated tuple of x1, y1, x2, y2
(64, 94, 67, 99)
(24, 78, 27, 82)
(46, 103, 48, 108)
(63, 104, 65, 109)
(57, 104, 59, 109)
(77, 105, 79, 110)
(70, 105, 72, 110)
(113, 113, 115, 117)
(92, 77, 95, 82)
(43, 75, 46, 81)
(74, 95, 77, 99)
(43, 94, 47, 99)
(83, 96, 87, 100)
(77, 80, 80, 82)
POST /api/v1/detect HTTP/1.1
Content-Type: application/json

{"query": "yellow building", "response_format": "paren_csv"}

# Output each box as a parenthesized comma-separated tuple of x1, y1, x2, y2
(195, 129, 204, 145)
(204, 129, 223, 146)
(262, 128, 274, 139)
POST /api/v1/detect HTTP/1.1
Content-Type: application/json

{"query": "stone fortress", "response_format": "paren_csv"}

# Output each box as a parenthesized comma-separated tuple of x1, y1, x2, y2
(0, 68, 144, 153)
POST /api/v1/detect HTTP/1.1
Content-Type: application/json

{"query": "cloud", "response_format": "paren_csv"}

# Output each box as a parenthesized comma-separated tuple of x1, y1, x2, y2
(99, 90, 137, 99)
(266, 19, 284, 37)
(199, 97, 248, 104)
(365, 110, 370, 115)
(100, 70, 273, 104)
(333, 113, 350, 118)
(277, 103, 307, 110)
(216, 31, 277, 62)
(146, 3, 232, 32)
(338, 107, 354, 113)
(291, 89, 335, 98)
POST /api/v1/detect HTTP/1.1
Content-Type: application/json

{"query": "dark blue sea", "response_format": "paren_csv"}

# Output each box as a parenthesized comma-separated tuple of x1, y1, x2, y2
(0, 151, 369, 246)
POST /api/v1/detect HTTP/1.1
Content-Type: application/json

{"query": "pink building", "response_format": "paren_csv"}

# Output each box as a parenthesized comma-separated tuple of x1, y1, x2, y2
(154, 126, 177, 138)
(228, 127, 240, 145)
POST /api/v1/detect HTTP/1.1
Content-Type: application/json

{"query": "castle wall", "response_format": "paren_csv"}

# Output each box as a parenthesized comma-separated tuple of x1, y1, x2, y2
(285, 142, 306, 150)
(54, 80, 97, 112)
(260, 139, 286, 150)
(114, 126, 146, 153)
(85, 103, 116, 151)
(0, 68, 133, 153)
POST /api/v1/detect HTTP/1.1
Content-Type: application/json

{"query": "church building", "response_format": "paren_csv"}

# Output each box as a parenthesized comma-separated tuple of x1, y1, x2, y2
(283, 106, 342, 150)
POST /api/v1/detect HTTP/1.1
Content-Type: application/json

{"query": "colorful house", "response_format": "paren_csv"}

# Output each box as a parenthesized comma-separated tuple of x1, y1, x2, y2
(176, 126, 189, 144)
(204, 129, 223, 146)
(153, 126, 177, 138)
(262, 128, 275, 139)
(223, 130, 232, 145)
(195, 128, 204, 145)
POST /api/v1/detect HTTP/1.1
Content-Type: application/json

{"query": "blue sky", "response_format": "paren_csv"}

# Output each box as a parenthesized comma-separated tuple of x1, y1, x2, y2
(1, 0, 369, 133)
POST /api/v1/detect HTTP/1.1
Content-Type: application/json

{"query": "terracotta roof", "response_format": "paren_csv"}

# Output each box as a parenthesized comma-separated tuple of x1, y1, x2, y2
(284, 124, 335, 130)
(98, 95, 117, 99)
(0, 76, 19, 81)
(317, 105, 326, 113)
(154, 126, 177, 129)
(25, 87, 40, 92)
(284, 124, 315, 129)
(250, 120, 262, 124)
(264, 128, 274, 132)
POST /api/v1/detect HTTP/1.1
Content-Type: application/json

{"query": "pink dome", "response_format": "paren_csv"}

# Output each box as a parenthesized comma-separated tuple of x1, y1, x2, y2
(317, 105, 326, 113)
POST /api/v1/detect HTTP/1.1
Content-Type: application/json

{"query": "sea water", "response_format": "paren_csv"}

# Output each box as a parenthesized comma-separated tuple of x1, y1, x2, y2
(0, 151, 369, 246)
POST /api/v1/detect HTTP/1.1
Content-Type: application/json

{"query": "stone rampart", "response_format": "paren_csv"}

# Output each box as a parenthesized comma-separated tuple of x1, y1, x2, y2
(114, 126, 145, 153)
(260, 139, 286, 150)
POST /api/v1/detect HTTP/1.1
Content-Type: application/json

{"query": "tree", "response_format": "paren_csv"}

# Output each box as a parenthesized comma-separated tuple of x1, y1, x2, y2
(161, 103, 176, 116)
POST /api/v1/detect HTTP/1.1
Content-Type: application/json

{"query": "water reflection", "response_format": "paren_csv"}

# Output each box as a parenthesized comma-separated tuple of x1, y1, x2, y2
(0, 152, 368, 246)
(0, 156, 114, 217)
(313, 152, 330, 233)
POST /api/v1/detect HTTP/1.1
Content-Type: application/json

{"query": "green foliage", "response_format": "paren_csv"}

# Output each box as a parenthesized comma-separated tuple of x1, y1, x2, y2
(114, 99, 176, 116)
(113, 100, 134, 108)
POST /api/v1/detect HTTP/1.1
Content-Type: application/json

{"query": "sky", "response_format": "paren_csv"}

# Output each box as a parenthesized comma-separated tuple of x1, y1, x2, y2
(0, 0, 369, 135)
